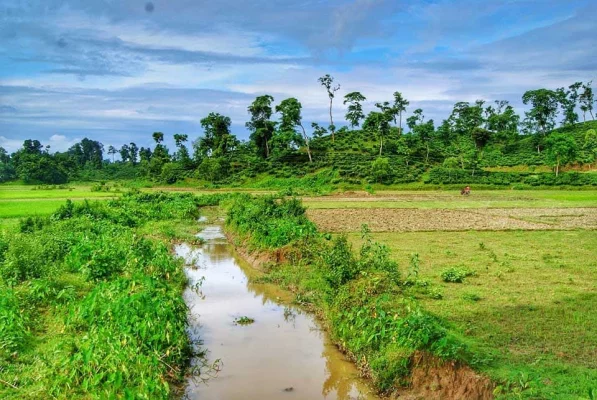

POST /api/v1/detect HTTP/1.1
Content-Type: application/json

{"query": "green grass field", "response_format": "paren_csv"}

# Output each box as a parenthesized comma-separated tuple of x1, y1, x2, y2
(0, 185, 119, 221)
(348, 230, 597, 398)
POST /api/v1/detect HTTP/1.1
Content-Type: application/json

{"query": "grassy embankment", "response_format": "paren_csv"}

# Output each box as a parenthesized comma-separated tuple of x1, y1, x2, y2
(224, 193, 597, 399)
(0, 192, 228, 398)
(304, 191, 597, 399)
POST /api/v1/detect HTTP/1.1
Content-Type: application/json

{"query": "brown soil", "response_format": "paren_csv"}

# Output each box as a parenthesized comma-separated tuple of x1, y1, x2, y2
(396, 352, 494, 400)
(307, 207, 597, 232)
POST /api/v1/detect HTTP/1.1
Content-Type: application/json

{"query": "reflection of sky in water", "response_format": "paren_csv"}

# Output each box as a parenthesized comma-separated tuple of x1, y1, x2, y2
(176, 226, 378, 400)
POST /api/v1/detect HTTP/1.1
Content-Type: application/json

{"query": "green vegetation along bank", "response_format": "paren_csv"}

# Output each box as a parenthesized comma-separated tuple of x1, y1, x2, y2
(0, 192, 226, 399)
(224, 194, 597, 399)
(224, 195, 495, 398)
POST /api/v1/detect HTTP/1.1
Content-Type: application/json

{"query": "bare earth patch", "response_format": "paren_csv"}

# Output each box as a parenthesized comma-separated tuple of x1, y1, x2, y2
(307, 207, 597, 232)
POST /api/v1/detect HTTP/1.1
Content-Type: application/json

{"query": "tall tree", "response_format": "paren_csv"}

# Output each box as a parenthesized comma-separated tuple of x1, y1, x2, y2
(139, 147, 152, 163)
(343, 92, 366, 129)
(485, 101, 519, 143)
(107, 145, 117, 163)
(152, 132, 164, 144)
(363, 111, 392, 156)
(579, 81, 595, 121)
(408, 109, 435, 163)
(173, 134, 191, 167)
(545, 133, 577, 176)
(246, 95, 276, 158)
(392, 92, 409, 134)
(557, 84, 580, 126)
(199, 113, 238, 157)
(318, 74, 340, 141)
(522, 89, 559, 136)
(129, 142, 139, 165)
(119, 144, 130, 163)
(275, 98, 312, 162)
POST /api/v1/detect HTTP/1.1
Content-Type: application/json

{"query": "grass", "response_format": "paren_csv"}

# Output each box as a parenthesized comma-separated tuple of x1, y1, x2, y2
(347, 230, 597, 398)
(0, 192, 212, 398)
(0, 186, 118, 200)
(0, 199, 89, 218)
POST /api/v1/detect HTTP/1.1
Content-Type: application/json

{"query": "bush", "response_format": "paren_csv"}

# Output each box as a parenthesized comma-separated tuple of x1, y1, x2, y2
(441, 266, 475, 283)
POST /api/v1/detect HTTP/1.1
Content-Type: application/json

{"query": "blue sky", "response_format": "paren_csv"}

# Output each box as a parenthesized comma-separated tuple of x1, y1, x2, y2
(1, 0, 595, 153)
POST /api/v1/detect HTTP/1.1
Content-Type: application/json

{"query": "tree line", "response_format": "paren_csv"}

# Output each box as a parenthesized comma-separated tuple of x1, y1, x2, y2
(1, 76, 596, 184)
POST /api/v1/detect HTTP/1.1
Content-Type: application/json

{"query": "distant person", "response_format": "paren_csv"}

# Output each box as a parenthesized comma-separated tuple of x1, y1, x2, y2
(461, 186, 471, 195)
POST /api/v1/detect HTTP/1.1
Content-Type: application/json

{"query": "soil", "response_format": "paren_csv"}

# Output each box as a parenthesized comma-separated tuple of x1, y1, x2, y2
(307, 207, 597, 232)
(395, 352, 494, 400)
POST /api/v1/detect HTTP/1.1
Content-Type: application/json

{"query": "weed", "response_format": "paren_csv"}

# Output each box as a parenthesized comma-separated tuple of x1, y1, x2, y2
(463, 292, 482, 302)
(234, 316, 255, 325)
(440, 266, 475, 283)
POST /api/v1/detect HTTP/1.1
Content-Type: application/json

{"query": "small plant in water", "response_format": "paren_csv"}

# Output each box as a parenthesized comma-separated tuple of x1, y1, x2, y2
(234, 316, 255, 325)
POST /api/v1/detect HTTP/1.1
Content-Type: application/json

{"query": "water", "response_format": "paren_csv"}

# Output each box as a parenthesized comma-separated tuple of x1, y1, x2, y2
(176, 225, 379, 400)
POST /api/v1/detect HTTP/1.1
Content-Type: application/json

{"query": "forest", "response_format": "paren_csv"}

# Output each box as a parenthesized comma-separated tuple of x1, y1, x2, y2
(1, 77, 596, 188)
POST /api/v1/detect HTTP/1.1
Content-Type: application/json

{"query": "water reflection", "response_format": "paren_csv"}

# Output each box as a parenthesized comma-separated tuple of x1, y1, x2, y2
(177, 226, 378, 400)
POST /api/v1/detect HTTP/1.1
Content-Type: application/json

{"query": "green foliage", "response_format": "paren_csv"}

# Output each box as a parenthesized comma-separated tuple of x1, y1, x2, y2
(233, 316, 255, 325)
(0, 287, 29, 358)
(226, 195, 472, 396)
(226, 195, 317, 249)
(441, 266, 475, 283)
(0, 192, 207, 397)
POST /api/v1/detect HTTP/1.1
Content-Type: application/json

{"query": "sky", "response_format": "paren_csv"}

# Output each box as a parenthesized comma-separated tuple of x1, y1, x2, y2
(1, 0, 596, 153)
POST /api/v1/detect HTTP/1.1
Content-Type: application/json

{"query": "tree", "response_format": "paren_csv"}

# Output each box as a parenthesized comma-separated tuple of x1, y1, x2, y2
(485, 100, 519, 142)
(129, 142, 139, 165)
(139, 147, 152, 163)
(579, 81, 595, 121)
(449, 101, 484, 137)
(545, 133, 577, 176)
(318, 74, 340, 141)
(119, 144, 130, 163)
(246, 95, 276, 158)
(311, 122, 328, 139)
(370, 157, 393, 184)
(522, 89, 559, 136)
(408, 109, 435, 164)
(152, 132, 164, 144)
(363, 111, 392, 156)
(199, 113, 238, 158)
(173, 134, 191, 167)
(557, 84, 580, 126)
(275, 98, 312, 162)
(150, 132, 171, 177)
(343, 92, 366, 129)
(107, 146, 117, 162)
(392, 92, 409, 133)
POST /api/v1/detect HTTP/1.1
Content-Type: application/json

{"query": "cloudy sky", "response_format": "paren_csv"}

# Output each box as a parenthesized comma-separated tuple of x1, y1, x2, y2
(1, 0, 595, 153)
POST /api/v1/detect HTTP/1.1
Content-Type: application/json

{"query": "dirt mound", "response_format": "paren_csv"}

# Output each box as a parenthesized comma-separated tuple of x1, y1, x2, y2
(397, 352, 494, 400)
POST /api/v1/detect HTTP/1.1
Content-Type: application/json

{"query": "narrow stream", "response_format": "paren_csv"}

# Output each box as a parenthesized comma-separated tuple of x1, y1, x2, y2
(176, 225, 379, 400)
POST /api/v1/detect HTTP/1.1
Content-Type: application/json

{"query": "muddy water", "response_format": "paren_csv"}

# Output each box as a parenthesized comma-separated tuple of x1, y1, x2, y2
(176, 225, 379, 400)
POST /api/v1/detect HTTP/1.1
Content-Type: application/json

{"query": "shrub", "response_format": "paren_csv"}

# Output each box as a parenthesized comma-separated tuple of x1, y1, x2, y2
(440, 266, 475, 283)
